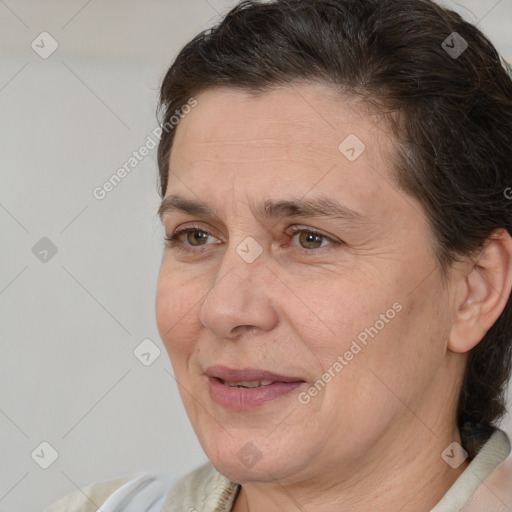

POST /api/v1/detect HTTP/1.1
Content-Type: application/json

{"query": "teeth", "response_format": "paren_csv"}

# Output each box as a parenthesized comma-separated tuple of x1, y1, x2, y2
(224, 380, 274, 388)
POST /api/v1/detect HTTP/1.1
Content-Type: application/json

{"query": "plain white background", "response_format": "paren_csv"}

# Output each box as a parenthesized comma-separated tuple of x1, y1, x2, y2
(1, 1, 511, 510)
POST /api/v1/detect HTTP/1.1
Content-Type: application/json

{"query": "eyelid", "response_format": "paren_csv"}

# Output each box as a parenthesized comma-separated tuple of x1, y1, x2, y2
(285, 224, 340, 245)
(166, 221, 221, 238)
(166, 224, 222, 245)
(165, 222, 341, 253)
(167, 223, 338, 242)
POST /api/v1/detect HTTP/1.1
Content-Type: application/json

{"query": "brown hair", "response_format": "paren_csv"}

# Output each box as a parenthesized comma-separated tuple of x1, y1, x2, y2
(156, 0, 512, 458)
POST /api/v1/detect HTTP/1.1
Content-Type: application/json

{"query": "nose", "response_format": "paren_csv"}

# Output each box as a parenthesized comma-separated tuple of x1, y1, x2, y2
(199, 242, 279, 339)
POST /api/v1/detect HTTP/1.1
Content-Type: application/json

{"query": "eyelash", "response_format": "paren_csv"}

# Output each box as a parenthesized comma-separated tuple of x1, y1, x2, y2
(164, 225, 339, 253)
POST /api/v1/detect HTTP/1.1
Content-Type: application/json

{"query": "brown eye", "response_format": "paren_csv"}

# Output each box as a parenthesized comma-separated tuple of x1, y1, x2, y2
(165, 226, 221, 252)
(287, 226, 337, 251)
(297, 231, 325, 249)
(185, 230, 210, 246)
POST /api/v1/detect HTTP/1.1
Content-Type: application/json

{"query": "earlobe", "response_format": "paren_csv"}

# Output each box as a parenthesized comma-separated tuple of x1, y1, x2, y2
(448, 229, 512, 354)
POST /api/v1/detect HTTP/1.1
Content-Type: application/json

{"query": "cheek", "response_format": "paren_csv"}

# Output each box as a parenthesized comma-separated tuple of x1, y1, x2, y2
(353, 282, 451, 409)
(302, 271, 429, 385)
(155, 266, 202, 358)
(301, 276, 389, 344)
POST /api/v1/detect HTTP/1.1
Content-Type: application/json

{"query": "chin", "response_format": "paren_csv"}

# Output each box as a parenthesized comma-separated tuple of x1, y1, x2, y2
(211, 456, 291, 484)
(202, 434, 309, 485)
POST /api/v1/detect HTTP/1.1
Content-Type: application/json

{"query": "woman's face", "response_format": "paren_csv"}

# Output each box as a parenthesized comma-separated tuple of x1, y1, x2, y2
(155, 83, 459, 485)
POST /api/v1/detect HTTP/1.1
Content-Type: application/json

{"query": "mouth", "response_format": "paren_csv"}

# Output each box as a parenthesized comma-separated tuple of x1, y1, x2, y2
(205, 365, 306, 409)
(218, 379, 277, 388)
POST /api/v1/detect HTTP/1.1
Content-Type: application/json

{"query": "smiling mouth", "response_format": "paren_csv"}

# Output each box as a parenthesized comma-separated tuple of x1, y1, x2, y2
(220, 379, 276, 388)
(206, 372, 306, 409)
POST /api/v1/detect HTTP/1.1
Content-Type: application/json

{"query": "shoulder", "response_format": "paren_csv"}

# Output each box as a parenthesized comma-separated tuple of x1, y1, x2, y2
(162, 462, 239, 511)
(45, 473, 175, 512)
(43, 474, 137, 512)
(43, 465, 237, 512)
(462, 453, 512, 512)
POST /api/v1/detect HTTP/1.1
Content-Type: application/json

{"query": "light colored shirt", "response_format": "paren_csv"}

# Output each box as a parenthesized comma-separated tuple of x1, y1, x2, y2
(44, 428, 512, 512)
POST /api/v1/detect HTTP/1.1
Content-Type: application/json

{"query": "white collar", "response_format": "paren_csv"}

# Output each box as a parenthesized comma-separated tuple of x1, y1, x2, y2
(431, 428, 511, 511)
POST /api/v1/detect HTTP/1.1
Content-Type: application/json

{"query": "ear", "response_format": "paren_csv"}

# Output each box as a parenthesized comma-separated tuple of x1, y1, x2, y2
(448, 228, 512, 354)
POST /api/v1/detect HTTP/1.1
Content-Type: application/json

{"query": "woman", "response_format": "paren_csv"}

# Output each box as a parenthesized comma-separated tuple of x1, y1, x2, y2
(46, 0, 512, 510)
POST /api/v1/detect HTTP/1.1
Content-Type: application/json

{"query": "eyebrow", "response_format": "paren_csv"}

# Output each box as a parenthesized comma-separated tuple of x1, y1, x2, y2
(158, 194, 363, 223)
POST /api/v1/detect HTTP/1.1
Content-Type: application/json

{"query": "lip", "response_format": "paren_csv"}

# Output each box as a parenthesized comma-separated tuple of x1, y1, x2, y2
(205, 365, 304, 383)
(205, 365, 306, 410)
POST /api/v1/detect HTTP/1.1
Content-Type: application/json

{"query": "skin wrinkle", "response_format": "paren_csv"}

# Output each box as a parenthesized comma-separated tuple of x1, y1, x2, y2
(155, 82, 483, 512)
(160, 206, 383, 259)
(193, 139, 347, 162)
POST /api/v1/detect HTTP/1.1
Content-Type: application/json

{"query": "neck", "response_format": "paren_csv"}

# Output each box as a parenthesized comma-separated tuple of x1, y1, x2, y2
(232, 420, 469, 512)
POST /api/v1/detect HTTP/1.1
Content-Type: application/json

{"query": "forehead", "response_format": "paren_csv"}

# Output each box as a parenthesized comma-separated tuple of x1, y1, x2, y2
(171, 82, 391, 169)
(167, 83, 399, 216)
(163, 83, 433, 259)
